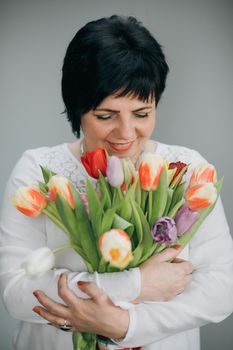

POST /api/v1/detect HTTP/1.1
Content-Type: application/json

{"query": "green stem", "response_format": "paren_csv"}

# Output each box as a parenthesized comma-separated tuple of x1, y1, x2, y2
(141, 190, 148, 212)
(43, 208, 70, 235)
(52, 244, 78, 254)
(117, 186, 123, 200)
(148, 191, 152, 225)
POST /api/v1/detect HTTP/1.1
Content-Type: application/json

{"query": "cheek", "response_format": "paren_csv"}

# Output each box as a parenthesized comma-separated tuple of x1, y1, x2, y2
(139, 117, 156, 137)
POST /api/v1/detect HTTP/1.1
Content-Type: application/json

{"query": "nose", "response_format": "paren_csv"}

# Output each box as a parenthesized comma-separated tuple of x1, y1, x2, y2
(113, 117, 136, 141)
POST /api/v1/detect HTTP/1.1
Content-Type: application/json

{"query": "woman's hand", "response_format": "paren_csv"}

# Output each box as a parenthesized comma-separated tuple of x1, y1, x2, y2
(33, 273, 129, 339)
(135, 246, 193, 302)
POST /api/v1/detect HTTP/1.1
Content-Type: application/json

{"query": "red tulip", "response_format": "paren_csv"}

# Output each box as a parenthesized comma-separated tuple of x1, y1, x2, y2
(168, 161, 187, 185)
(12, 187, 46, 217)
(81, 148, 107, 179)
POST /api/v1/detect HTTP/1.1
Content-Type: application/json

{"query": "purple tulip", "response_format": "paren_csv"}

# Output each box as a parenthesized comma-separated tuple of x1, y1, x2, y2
(106, 156, 124, 187)
(151, 217, 177, 245)
(175, 204, 199, 236)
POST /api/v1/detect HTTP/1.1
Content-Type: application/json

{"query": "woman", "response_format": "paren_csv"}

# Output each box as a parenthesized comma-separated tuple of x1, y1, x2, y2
(0, 15, 233, 350)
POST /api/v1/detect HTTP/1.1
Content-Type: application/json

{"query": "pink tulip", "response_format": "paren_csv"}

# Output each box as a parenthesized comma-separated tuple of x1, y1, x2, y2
(175, 205, 199, 236)
(106, 156, 124, 187)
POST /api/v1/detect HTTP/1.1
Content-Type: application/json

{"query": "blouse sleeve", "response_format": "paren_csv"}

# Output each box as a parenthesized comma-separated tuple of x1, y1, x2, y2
(114, 149, 233, 347)
(0, 150, 140, 323)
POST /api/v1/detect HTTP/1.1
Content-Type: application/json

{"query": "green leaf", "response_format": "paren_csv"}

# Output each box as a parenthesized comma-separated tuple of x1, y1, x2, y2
(140, 189, 148, 212)
(163, 188, 174, 216)
(112, 187, 124, 208)
(86, 178, 103, 239)
(70, 184, 99, 270)
(39, 165, 56, 184)
(98, 172, 112, 210)
(129, 200, 144, 265)
(72, 332, 96, 350)
(94, 208, 104, 238)
(38, 181, 48, 195)
(167, 198, 185, 218)
(98, 257, 108, 273)
(178, 177, 224, 248)
(130, 201, 155, 265)
(101, 208, 116, 233)
(43, 204, 70, 236)
(170, 164, 189, 190)
(134, 176, 141, 206)
(150, 168, 168, 226)
(55, 194, 80, 241)
(169, 182, 185, 210)
(112, 213, 133, 232)
(119, 198, 132, 222)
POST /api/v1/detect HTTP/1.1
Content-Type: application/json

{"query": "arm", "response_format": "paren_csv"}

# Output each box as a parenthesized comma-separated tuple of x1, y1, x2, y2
(115, 197, 233, 347)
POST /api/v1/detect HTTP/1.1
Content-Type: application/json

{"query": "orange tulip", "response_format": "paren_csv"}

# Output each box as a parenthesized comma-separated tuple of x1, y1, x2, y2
(185, 182, 217, 211)
(138, 153, 164, 191)
(99, 229, 133, 269)
(189, 164, 217, 186)
(47, 175, 75, 209)
(12, 187, 46, 217)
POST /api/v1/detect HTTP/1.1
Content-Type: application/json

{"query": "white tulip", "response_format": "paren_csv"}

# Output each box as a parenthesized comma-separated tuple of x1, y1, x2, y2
(21, 247, 55, 277)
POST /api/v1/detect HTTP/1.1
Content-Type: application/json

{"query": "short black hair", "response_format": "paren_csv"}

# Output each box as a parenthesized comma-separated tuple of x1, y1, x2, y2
(62, 15, 169, 137)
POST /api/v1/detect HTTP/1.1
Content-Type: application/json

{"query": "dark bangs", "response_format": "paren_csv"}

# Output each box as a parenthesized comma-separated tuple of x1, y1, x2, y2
(95, 53, 167, 107)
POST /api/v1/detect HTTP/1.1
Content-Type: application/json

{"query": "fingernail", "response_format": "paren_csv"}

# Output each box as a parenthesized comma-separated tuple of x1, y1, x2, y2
(173, 244, 181, 250)
(33, 291, 39, 298)
(77, 281, 87, 286)
(32, 307, 40, 315)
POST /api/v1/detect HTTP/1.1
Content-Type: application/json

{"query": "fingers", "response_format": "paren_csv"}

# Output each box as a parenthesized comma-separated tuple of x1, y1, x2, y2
(57, 273, 81, 309)
(77, 281, 110, 305)
(179, 261, 193, 275)
(172, 257, 185, 263)
(33, 305, 69, 328)
(153, 245, 182, 263)
(176, 274, 192, 296)
(184, 274, 192, 286)
(33, 290, 70, 319)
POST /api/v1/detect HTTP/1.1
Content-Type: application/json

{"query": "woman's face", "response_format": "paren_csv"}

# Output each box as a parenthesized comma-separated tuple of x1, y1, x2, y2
(81, 93, 156, 163)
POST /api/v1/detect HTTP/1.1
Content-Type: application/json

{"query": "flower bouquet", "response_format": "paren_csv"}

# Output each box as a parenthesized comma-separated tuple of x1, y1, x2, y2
(12, 147, 223, 350)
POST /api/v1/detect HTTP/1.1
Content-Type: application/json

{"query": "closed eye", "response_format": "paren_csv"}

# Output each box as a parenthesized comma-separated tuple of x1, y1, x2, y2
(94, 114, 113, 120)
(134, 113, 149, 118)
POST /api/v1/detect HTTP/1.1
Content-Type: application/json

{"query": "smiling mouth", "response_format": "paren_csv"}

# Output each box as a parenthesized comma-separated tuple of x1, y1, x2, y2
(107, 140, 136, 152)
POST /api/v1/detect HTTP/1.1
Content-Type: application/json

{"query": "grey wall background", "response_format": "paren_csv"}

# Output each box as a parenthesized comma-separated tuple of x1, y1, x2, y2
(1, 0, 233, 349)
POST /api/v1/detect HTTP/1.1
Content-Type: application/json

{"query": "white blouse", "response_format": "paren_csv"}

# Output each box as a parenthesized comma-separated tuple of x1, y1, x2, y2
(0, 141, 233, 350)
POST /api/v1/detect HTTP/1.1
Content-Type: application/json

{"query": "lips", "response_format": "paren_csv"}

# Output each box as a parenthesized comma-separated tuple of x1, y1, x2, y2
(107, 140, 135, 152)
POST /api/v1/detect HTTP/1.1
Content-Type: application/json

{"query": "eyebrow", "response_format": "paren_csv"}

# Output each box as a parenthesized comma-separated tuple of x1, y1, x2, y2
(94, 106, 152, 113)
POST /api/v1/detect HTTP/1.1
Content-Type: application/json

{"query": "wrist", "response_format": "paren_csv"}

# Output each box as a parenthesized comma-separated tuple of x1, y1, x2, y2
(105, 307, 129, 339)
